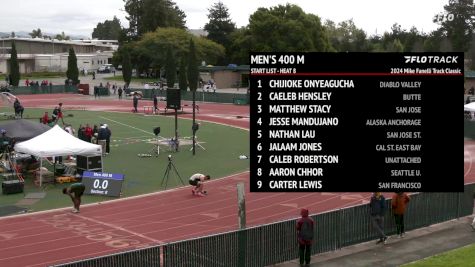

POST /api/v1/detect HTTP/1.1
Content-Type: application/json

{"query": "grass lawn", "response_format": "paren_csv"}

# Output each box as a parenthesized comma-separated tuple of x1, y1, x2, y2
(402, 244, 475, 267)
(0, 107, 249, 214)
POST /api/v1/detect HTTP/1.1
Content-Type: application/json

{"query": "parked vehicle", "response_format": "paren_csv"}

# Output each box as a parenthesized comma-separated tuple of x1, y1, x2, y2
(97, 64, 114, 73)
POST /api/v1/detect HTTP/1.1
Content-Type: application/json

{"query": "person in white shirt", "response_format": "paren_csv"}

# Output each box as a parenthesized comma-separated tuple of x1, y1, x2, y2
(189, 173, 210, 196)
(64, 124, 75, 135)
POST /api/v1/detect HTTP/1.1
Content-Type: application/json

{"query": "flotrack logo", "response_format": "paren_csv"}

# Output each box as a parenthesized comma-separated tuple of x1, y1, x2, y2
(404, 56, 458, 64)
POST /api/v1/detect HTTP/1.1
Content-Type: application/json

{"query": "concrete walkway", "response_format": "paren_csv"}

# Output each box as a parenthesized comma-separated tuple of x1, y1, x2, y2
(273, 215, 475, 267)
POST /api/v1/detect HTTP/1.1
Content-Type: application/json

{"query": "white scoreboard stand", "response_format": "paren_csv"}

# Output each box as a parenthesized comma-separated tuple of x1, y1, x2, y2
(82, 171, 125, 197)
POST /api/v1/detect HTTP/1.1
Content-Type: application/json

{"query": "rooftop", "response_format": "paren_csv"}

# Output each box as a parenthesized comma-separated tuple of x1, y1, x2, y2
(0, 37, 114, 48)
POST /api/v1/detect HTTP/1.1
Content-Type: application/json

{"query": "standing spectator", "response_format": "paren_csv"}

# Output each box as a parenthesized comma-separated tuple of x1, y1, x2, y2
(392, 192, 410, 238)
(97, 124, 111, 155)
(94, 86, 99, 99)
(77, 124, 86, 141)
(105, 124, 111, 154)
(92, 124, 99, 144)
(133, 94, 138, 113)
(153, 93, 158, 114)
(41, 111, 50, 124)
(13, 98, 24, 119)
(92, 71, 95, 80)
(64, 124, 75, 136)
(25, 79, 30, 86)
(84, 124, 93, 142)
(118, 87, 123, 99)
(370, 192, 388, 244)
(296, 208, 314, 267)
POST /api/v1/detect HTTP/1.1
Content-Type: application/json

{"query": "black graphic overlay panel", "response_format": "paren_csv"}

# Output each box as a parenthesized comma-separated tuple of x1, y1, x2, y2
(250, 53, 462, 192)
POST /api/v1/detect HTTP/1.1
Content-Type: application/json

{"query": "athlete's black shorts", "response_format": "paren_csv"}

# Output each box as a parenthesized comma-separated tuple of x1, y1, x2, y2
(189, 179, 199, 186)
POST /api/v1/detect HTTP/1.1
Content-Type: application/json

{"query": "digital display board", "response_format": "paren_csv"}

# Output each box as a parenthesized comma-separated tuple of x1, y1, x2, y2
(166, 88, 181, 109)
(82, 171, 124, 197)
(250, 52, 462, 192)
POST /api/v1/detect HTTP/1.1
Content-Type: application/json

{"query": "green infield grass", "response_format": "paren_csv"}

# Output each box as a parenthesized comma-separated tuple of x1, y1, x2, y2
(402, 243, 475, 267)
(0, 107, 249, 215)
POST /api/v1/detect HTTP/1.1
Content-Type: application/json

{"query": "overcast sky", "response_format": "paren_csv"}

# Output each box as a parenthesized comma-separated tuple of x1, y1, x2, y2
(0, 0, 448, 38)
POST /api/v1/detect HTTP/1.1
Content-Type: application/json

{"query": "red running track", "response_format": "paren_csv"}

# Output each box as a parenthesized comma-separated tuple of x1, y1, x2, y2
(0, 94, 471, 267)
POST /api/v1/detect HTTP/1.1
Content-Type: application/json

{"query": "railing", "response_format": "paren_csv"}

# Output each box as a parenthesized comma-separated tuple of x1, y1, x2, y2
(5, 85, 77, 95)
(124, 88, 249, 105)
(53, 183, 475, 267)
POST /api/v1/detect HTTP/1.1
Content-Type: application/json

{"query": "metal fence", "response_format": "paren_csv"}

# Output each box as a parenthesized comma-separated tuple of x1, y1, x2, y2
(2, 86, 250, 104)
(6, 85, 77, 95)
(125, 88, 249, 104)
(53, 184, 474, 267)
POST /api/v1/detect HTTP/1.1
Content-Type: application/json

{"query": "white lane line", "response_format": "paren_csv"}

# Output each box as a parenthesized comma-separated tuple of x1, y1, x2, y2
(99, 116, 154, 136)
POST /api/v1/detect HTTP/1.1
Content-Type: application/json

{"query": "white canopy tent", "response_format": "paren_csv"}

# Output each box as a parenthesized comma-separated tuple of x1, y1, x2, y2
(14, 125, 102, 186)
(465, 102, 475, 112)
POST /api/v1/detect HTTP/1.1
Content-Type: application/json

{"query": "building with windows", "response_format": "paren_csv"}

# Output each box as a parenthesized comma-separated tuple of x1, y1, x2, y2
(0, 37, 116, 74)
(199, 64, 249, 89)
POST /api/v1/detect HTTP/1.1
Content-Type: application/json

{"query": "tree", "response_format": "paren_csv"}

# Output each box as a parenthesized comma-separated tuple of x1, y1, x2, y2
(122, 48, 132, 87)
(10, 32, 15, 38)
(124, 0, 186, 38)
(178, 55, 187, 91)
(435, 0, 475, 51)
(165, 47, 176, 88)
(324, 19, 367, 52)
(29, 28, 43, 38)
(130, 27, 224, 78)
(424, 29, 445, 52)
(228, 28, 252, 64)
(386, 38, 404, 52)
(204, 1, 236, 63)
(55, 31, 70, 41)
(471, 34, 475, 69)
(228, 4, 331, 64)
(187, 39, 199, 155)
(92, 16, 122, 40)
(9, 41, 20, 86)
(66, 48, 79, 84)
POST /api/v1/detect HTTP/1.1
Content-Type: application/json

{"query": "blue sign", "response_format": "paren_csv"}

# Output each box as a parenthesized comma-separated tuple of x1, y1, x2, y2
(83, 171, 124, 181)
(82, 171, 124, 197)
